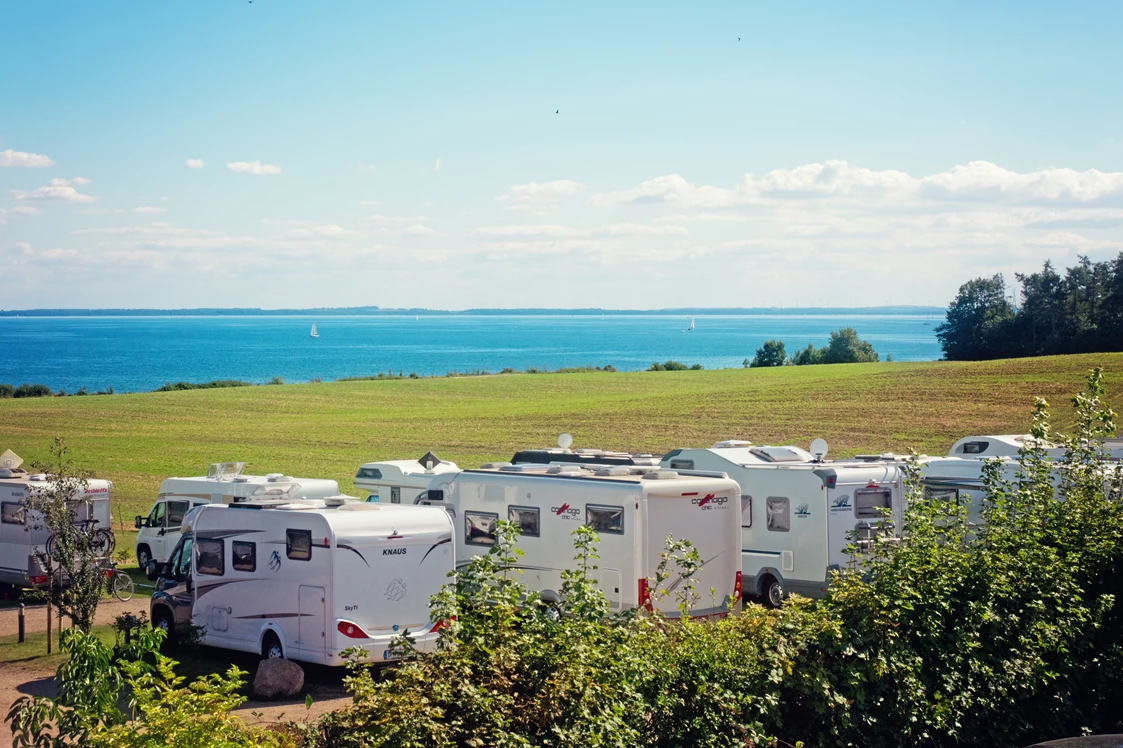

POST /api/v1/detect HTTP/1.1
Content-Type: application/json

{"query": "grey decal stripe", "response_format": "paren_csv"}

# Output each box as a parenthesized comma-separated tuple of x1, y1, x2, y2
(195, 529, 265, 540)
(232, 612, 312, 620)
(337, 543, 369, 567)
(419, 537, 452, 564)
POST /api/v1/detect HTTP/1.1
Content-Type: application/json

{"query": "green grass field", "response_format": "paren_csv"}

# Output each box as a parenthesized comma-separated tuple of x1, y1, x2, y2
(1, 354, 1121, 525)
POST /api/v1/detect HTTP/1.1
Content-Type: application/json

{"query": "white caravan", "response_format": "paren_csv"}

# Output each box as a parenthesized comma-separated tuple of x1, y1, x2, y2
(660, 441, 905, 606)
(0, 451, 113, 589)
(422, 465, 743, 617)
(148, 498, 454, 666)
(134, 462, 341, 568)
(356, 452, 460, 504)
(948, 434, 1123, 461)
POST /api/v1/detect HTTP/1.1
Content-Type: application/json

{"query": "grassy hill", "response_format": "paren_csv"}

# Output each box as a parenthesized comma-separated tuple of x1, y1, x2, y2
(1, 353, 1121, 522)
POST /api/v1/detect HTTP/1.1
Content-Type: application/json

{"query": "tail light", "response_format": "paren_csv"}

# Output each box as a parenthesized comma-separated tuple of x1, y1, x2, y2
(733, 571, 743, 601)
(430, 616, 454, 633)
(29, 575, 48, 586)
(638, 579, 652, 611)
(337, 620, 370, 639)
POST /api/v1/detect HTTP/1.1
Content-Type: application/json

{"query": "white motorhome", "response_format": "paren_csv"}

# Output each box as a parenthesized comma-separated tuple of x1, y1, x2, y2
(422, 464, 743, 617)
(134, 462, 341, 568)
(0, 450, 113, 589)
(356, 452, 460, 504)
(148, 497, 454, 665)
(948, 434, 1123, 460)
(660, 441, 904, 606)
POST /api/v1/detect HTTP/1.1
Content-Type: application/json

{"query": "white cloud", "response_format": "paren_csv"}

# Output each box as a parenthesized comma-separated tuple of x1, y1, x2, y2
(469, 223, 687, 239)
(285, 224, 355, 239)
(358, 164, 377, 172)
(7, 242, 34, 256)
(497, 179, 585, 204)
(133, 206, 166, 214)
(433, 158, 441, 171)
(400, 224, 442, 237)
(185, 159, 205, 169)
(917, 161, 1123, 202)
(12, 177, 97, 203)
(0, 206, 42, 222)
(0, 149, 54, 168)
(226, 160, 282, 175)
(365, 213, 429, 224)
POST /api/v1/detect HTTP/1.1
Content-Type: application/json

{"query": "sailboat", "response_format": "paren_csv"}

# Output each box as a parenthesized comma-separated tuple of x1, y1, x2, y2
(689, 316, 695, 331)
(309, 322, 319, 338)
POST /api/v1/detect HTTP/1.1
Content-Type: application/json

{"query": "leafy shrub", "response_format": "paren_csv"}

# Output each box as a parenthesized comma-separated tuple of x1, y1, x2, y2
(0, 383, 14, 398)
(13, 383, 52, 398)
(267, 376, 284, 385)
(154, 380, 251, 392)
(648, 361, 691, 371)
(748, 339, 787, 367)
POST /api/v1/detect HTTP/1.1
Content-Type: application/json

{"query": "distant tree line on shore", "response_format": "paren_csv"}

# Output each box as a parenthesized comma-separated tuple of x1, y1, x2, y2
(936, 253, 1123, 361)
(744, 327, 881, 368)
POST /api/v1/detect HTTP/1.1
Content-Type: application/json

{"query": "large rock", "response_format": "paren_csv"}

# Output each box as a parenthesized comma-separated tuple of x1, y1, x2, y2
(253, 657, 305, 699)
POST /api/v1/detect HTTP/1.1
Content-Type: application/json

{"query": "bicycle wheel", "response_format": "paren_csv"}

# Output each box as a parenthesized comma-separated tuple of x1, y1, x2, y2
(112, 571, 134, 602)
(45, 534, 61, 562)
(90, 529, 115, 557)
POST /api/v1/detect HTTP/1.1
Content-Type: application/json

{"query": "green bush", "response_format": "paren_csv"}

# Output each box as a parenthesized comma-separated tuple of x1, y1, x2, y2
(153, 380, 251, 392)
(13, 383, 52, 398)
(748, 339, 787, 367)
(0, 383, 14, 398)
(648, 361, 693, 371)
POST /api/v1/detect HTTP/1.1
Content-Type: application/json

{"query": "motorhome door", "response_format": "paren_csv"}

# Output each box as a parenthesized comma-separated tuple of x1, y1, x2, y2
(299, 586, 326, 652)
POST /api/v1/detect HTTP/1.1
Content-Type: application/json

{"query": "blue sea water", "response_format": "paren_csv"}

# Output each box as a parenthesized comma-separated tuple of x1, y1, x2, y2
(0, 315, 943, 394)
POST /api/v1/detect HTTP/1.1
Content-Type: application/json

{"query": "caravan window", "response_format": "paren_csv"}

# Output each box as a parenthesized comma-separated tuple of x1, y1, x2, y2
(464, 511, 498, 546)
(232, 541, 256, 572)
(286, 529, 313, 561)
(356, 467, 382, 479)
(766, 497, 790, 532)
(924, 487, 959, 504)
(507, 506, 540, 537)
(740, 496, 753, 528)
(166, 501, 189, 528)
(391, 487, 401, 504)
(586, 504, 624, 534)
(147, 502, 165, 528)
(196, 538, 224, 576)
(1, 502, 25, 525)
(669, 459, 695, 470)
(855, 488, 892, 518)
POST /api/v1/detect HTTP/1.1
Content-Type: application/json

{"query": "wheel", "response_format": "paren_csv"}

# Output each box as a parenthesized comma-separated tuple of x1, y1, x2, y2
(45, 534, 60, 561)
(91, 529, 115, 557)
(261, 632, 284, 660)
(136, 545, 152, 571)
(152, 609, 176, 644)
(762, 577, 784, 609)
(112, 571, 134, 601)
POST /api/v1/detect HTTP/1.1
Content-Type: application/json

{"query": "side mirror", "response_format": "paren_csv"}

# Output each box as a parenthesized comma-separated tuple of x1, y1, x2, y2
(145, 559, 162, 581)
(134, 515, 143, 529)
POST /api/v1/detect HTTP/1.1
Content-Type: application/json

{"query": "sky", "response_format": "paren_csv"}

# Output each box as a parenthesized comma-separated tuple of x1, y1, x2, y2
(2, 1, 1122, 310)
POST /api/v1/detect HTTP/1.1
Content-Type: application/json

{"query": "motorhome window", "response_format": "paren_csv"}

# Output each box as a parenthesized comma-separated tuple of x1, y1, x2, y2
(147, 502, 165, 528)
(855, 489, 892, 518)
(196, 538, 224, 576)
(391, 487, 401, 504)
(586, 504, 624, 534)
(766, 497, 790, 532)
(740, 496, 752, 528)
(924, 487, 959, 504)
(669, 459, 695, 470)
(286, 529, 313, 561)
(356, 467, 382, 480)
(508, 505, 540, 537)
(962, 441, 987, 454)
(1, 502, 25, 525)
(172, 537, 193, 579)
(166, 500, 189, 528)
(232, 541, 256, 572)
(464, 511, 498, 546)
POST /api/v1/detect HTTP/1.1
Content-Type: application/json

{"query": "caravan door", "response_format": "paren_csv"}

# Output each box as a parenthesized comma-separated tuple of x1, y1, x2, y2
(298, 586, 326, 653)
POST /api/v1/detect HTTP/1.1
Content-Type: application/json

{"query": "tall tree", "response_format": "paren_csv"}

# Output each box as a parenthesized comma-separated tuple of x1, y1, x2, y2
(749, 340, 787, 367)
(820, 327, 879, 364)
(935, 275, 1015, 361)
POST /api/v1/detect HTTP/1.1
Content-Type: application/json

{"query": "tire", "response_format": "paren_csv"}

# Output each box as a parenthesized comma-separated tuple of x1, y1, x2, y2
(45, 534, 60, 561)
(261, 632, 284, 660)
(91, 529, 115, 557)
(152, 608, 176, 645)
(762, 576, 784, 609)
(112, 571, 134, 601)
(136, 545, 152, 571)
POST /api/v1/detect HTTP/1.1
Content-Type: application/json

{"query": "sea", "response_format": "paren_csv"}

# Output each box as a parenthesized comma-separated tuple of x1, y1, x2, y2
(0, 314, 943, 394)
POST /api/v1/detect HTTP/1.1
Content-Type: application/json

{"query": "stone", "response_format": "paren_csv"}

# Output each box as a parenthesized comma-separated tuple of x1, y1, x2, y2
(253, 657, 305, 699)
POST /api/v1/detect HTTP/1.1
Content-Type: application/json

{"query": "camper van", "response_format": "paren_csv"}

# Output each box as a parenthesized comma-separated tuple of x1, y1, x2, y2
(134, 462, 341, 568)
(660, 441, 905, 606)
(948, 434, 1123, 460)
(422, 464, 743, 618)
(355, 452, 460, 504)
(148, 497, 454, 665)
(0, 450, 113, 589)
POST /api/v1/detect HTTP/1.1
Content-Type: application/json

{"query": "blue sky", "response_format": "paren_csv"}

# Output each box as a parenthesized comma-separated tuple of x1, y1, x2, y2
(2, 1, 1122, 309)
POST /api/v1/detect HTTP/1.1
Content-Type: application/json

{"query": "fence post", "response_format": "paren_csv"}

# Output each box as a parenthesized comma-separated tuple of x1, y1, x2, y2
(17, 603, 24, 643)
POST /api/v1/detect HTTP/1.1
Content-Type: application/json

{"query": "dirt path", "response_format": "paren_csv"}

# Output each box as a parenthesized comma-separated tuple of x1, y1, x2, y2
(0, 597, 141, 638)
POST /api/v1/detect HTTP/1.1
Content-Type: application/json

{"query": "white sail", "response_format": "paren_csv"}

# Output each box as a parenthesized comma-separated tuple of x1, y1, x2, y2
(310, 322, 319, 338)
(688, 316, 695, 331)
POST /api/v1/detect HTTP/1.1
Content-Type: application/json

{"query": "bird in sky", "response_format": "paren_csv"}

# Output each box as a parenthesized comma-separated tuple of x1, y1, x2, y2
(737, 36, 741, 41)
(555, 109, 559, 114)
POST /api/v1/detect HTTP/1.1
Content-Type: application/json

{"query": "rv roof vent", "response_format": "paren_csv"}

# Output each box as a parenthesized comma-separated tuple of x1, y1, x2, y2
(594, 466, 631, 476)
(29, 474, 47, 482)
(266, 474, 292, 482)
(323, 495, 354, 507)
(276, 502, 317, 511)
(338, 503, 380, 512)
(0, 469, 11, 478)
(479, 462, 512, 469)
(497, 464, 550, 473)
(207, 462, 246, 480)
(642, 470, 678, 480)
(713, 440, 752, 449)
(751, 446, 812, 463)
(546, 465, 587, 474)
(233, 476, 249, 483)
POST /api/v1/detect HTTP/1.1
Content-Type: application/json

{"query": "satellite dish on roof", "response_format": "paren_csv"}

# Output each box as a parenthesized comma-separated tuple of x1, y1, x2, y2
(810, 439, 829, 461)
(558, 433, 574, 451)
(419, 451, 440, 471)
(0, 450, 22, 470)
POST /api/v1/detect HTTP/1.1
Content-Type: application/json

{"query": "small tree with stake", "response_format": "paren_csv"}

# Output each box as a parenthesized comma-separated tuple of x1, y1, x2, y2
(21, 438, 107, 633)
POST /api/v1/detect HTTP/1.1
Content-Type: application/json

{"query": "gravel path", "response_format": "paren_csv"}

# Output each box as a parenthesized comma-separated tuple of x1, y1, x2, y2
(0, 597, 141, 638)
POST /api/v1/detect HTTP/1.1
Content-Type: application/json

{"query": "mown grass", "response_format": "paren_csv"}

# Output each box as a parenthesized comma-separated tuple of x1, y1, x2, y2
(0, 354, 1120, 521)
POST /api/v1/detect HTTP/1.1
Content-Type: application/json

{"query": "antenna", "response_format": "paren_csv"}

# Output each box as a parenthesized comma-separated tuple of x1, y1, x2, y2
(0, 450, 23, 470)
(418, 451, 440, 472)
(557, 433, 574, 451)
(810, 439, 829, 462)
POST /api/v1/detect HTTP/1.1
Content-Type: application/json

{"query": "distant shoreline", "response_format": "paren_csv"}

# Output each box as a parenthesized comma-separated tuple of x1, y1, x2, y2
(0, 305, 944, 318)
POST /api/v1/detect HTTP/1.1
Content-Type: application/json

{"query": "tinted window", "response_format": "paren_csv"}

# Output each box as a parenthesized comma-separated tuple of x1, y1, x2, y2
(232, 541, 256, 572)
(740, 496, 752, 528)
(148, 502, 165, 528)
(196, 538, 224, 576)
(855, 489, 892, 519)
(286, 529, 312, 561)
(669, 459, 695, 470)
(586, 504, 624, 534)
(356, 467, 383, 479)
(171, 537, 193, 579)
(464, 511, 498, 546)
(1, 502, 25, 525)
(766, 497, 790, 532)
(507, 505, 540, 537)
(166, 501, 189, 527)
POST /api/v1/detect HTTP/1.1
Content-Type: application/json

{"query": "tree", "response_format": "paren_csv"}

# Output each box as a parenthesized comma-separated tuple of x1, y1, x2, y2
(749, 340, 786, 368)
(820, 327, 879, 364)
(21, 438, 108, 632)
(788, 344, 822, 366)
(934, 274, 1015, 360)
